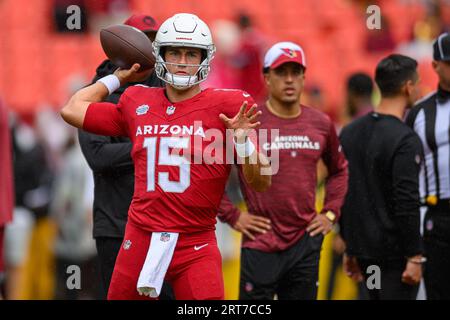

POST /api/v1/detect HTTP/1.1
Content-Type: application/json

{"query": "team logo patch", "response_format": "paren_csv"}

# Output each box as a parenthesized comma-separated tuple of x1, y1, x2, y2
(194, 243, 208, 251)
(136, 104, 150, 115)
(166, 105, 176, 115)
(142, 16, 156, 28)
(123, 239, 132, 250)
(281, 48, 298, 58)
(160, 232, 171, 242)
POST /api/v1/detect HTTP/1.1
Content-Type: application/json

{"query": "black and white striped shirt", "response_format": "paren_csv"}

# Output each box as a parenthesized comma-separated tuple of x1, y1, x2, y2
(406, 87, 450, 203)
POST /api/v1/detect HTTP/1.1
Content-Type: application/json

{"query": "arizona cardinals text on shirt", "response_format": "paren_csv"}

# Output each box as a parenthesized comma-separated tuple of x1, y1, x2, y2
(263, 134, 321, 151)
(219, 104, 348, 252)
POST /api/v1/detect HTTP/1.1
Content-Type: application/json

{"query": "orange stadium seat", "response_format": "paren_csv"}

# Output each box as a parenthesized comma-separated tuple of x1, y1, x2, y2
(441, 4, 450, 27)
(188, 9, 226, 23)
(0, 0, 435, 112)
(278, 11, 318, 31)
(418, 60, 439, 94)
(380, 0, 427, 44)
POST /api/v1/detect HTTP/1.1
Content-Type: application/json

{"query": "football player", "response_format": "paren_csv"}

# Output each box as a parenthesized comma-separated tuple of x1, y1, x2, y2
(60, 13, 271, 300)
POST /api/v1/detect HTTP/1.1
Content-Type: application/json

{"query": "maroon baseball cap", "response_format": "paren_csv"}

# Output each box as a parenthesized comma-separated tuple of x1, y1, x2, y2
(124, 14, 159, 33)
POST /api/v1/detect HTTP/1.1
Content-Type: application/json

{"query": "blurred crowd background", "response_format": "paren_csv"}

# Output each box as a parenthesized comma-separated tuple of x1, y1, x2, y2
(0, 0, 449, 299)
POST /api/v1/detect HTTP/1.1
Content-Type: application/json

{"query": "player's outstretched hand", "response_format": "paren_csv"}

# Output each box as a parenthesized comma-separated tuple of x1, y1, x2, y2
(219, 101, 262, 142)
(233, 211, 271, 240)
(114, 63, 152, 86)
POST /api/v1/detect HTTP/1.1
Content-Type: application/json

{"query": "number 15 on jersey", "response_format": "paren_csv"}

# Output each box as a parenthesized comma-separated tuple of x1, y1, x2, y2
(143, 137, 191, 193)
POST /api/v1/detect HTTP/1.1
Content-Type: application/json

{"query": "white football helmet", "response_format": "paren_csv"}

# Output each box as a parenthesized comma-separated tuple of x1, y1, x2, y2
(152, 13, 216, 90)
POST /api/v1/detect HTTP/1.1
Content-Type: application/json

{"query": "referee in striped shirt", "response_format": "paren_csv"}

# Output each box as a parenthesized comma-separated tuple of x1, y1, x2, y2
(406, 32, 450, 300)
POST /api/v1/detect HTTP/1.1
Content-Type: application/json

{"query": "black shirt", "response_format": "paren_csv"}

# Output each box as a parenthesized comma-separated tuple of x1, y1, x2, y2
(78, 60, 164, 238)
(339, 112, 424, 259)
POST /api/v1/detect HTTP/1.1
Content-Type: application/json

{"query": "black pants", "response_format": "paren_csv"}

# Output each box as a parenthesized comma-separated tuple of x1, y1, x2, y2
(423, 208, 450, 300)
(357, 258, 419, 300)
(239, 233, 323, 300)
(95, 237, 122, 299)
(95, 237, 174, 300)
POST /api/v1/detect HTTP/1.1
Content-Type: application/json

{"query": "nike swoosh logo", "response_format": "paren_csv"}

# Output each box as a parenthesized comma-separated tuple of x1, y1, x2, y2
(243, 93, 251, 97)
(194, 244, 209, 251)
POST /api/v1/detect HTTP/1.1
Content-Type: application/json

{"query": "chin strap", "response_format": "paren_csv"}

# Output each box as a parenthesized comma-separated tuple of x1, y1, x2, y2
(164, 72, 199, 89)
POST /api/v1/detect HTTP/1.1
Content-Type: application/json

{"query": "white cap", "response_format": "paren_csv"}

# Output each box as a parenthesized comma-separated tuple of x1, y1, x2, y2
(264, 41, 306, 69)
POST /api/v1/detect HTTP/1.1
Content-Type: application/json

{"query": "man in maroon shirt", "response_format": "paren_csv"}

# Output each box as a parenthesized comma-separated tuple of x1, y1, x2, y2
(219, 41, 348, 300)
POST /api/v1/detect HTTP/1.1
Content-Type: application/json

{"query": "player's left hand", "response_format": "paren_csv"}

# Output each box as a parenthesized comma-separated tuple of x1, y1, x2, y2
(219, 101, 262, 142)
(306, 214, 333, 236)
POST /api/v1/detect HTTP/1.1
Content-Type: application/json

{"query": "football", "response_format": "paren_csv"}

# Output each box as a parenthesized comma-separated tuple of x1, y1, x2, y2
(100, 24, 155, 71)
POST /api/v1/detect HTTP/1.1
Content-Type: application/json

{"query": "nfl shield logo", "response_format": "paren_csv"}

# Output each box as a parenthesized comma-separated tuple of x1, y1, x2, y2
(160, 232, 170, 242)
(166, 105, 176, 115)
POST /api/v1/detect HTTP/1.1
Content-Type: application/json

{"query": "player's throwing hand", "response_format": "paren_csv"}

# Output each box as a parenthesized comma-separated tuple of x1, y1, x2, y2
(114, 63, 153, 86)
(219, 101, 262, 143)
